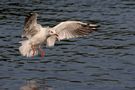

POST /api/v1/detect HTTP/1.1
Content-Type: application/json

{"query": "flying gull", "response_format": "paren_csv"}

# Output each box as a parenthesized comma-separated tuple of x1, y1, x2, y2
(19, 13, 99, 58)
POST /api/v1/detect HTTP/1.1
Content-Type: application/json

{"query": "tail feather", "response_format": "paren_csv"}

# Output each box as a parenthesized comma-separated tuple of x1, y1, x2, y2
(19, 40, 38, 57)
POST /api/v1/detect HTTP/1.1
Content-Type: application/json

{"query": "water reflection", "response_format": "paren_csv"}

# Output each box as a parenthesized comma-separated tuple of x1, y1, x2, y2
(20, 80, 53, 90)
(20, 80, 39, 90)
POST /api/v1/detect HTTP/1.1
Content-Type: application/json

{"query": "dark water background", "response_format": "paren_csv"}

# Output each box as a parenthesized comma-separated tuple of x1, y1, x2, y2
(0, 0, 135, 90)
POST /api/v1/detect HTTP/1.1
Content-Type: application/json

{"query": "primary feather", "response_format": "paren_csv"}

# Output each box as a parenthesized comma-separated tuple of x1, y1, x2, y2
(50, 21, 98, 40)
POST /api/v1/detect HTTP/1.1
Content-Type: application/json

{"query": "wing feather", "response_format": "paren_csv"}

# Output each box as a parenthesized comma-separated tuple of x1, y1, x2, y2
(51, 21, 98, 40)
(22, 13, 40, 38)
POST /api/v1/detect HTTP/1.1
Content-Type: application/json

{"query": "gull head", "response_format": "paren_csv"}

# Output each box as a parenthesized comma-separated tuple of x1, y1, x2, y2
(49, 30, 56, 35)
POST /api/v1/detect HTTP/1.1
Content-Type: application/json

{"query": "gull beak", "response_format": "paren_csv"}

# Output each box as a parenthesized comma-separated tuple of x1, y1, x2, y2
(55, 34, 58, 37)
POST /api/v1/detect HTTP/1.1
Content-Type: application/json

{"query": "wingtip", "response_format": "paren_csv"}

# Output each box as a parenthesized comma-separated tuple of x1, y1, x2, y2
(88, 23, 100, 28)
(25, 12, 38, 17)
(86, 23, 100, 32)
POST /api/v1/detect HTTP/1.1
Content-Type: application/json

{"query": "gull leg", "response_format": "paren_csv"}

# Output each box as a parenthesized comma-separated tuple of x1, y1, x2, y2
(31, 45, 35, 58)
(38, 47, 45, 58)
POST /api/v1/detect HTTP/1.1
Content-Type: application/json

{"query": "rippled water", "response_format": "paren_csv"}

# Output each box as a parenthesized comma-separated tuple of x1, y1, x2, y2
(0, 0, 135, 90)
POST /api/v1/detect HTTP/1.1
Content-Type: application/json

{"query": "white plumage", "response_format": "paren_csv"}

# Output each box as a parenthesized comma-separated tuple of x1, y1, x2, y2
(19, 13, 98, 57)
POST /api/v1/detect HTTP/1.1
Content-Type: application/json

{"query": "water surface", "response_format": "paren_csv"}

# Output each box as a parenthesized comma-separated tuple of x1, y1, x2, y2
(0, 0, 135, 90)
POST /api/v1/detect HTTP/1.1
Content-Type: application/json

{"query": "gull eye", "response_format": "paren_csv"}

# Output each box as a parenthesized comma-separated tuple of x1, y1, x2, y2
(50, 31, 53, 34)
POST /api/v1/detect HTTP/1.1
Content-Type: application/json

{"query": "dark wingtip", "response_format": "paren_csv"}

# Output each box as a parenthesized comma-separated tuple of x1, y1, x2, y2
(86, 23, 100, 32)
(28, 12, 38, 17)
(87, 23, 100, 28)
(24, 12, 38, 26)
(24, 12, 38, 17)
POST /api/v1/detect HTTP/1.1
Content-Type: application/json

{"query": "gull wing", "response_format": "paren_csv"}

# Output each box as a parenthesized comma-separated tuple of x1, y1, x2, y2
(22, 13, 40, 38)
(51, 21, 98, 40)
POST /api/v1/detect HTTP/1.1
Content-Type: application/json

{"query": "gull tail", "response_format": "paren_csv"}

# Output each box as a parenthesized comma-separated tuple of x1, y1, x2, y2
(19, 40, 38, 57)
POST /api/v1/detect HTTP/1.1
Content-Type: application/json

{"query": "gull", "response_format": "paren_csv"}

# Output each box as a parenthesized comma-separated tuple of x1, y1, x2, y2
(19, 12, 99, 58)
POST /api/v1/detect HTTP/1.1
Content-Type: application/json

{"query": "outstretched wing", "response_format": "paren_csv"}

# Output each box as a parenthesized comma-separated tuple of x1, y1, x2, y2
(51, 21, 98, 40)
(22, 13, 40, 38)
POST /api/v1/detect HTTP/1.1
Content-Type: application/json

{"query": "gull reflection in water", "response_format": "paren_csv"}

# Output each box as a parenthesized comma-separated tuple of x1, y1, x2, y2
(20, 80, 53, 90)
